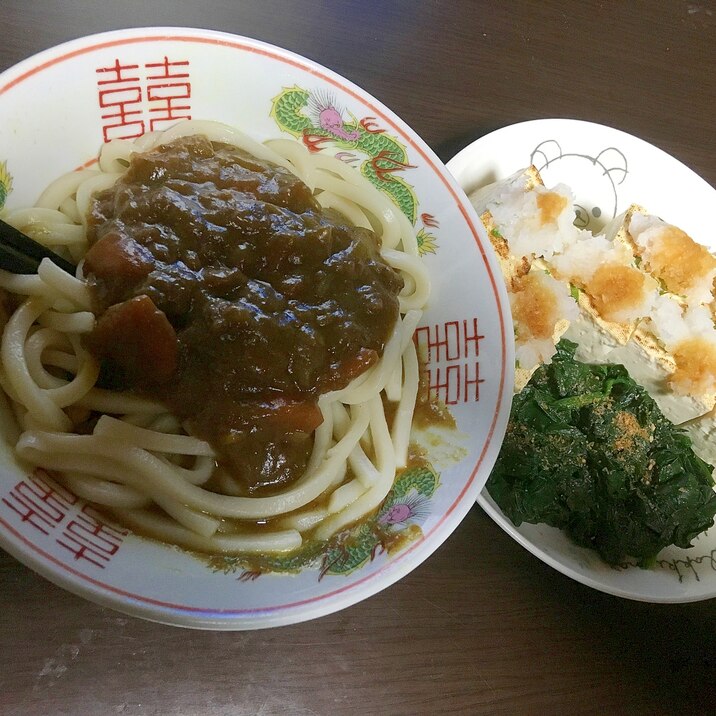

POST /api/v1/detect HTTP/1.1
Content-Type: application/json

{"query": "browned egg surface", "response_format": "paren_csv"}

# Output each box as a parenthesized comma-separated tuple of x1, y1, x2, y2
(536, 191, 568, 226)
(511, 272, 559, 339)
(671, 337, 716, 395)
(641, 224, 716, 295)
(587, 264, 647, 322)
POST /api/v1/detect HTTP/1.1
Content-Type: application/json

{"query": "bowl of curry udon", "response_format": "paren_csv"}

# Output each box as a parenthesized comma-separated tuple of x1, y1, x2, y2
(0, 28, 512, 628)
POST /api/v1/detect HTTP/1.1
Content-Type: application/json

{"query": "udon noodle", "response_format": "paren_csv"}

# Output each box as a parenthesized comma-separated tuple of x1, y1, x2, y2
(0, 120, 430, 556)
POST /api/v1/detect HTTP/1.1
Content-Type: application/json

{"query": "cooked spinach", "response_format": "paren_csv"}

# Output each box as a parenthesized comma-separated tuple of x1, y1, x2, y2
(487, 339, 716, 567)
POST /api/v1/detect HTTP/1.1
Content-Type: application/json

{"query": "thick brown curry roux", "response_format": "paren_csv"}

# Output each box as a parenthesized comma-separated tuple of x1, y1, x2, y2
(82, 136, 403, 495)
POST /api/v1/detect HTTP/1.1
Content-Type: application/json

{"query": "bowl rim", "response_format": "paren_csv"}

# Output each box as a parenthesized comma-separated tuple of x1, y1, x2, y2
(0, 26, 514, 628)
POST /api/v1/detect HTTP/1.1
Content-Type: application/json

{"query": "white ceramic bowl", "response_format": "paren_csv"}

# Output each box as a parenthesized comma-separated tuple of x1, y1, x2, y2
(0, 28, 513, 628)
(448, 118, 716, 603)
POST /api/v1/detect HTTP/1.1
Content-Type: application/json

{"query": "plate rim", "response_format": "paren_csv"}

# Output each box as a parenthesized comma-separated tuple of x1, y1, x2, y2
(0, 26, 514, 628)
(446, 117, 716, 604)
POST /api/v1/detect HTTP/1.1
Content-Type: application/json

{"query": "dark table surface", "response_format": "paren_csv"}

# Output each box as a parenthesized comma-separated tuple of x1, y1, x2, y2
(1, 2, 716, 715)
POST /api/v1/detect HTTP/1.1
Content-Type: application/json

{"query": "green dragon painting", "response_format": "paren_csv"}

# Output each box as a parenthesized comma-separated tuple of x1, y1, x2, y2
(271, 86, 438, 255)
(0, 160, 12, 210)
(210, 462, 440, 581)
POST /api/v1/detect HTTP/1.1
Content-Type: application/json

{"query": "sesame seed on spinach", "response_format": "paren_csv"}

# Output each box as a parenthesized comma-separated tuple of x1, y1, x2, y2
(487, 339, 716, 567)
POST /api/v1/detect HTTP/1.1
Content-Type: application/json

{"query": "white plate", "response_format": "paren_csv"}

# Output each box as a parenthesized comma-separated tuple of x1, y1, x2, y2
(447, 118, 716, 603)
(0, 28, 513, 628)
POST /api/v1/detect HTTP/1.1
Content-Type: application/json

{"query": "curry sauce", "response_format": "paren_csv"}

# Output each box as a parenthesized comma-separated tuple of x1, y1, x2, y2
(83, 136, 403, 495)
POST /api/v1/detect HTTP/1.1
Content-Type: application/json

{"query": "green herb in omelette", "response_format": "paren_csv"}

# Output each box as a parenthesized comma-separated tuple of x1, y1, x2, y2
(487, 339, 716, 567)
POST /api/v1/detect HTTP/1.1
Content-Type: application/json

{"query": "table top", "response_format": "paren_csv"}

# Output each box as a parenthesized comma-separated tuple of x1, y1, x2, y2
(1, 2, 716, 714)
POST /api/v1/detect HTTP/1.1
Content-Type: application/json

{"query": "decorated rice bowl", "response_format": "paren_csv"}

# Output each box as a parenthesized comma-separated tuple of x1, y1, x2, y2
(0, 28, 512, 628)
